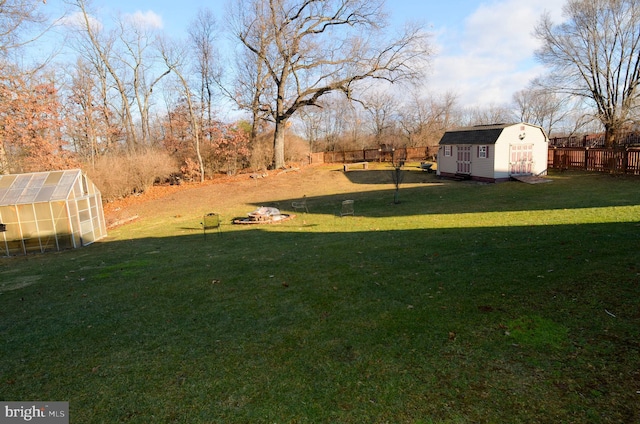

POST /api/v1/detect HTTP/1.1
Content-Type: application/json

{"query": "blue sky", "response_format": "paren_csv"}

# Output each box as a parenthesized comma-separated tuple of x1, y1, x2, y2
(47, 0, 565, 109)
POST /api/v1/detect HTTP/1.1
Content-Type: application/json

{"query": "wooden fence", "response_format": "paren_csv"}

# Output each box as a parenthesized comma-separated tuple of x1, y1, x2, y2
(310, 146, 435, 164)
(311, 145, 640, 176)
(550, 132, 640, 148)
(547, 147, 640, 175)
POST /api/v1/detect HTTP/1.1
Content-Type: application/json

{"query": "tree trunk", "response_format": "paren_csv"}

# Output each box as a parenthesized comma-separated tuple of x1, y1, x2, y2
(604, 126, 617, 148)
(184, 86, 205, 182)
(195, 137, 205, 182)
(0, 142, 9, 175)
(273, 120, 286, 169)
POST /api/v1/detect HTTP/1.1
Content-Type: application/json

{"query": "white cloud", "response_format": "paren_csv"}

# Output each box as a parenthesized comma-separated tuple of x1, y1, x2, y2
(123, 10, 163, 30)
(58, 9, 165, 33)
(58, 11, 103, 32)
(427, 0, 565, 109)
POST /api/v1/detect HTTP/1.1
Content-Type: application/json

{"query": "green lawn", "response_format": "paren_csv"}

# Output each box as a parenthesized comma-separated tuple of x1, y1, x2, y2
(1, 170, 639, 423)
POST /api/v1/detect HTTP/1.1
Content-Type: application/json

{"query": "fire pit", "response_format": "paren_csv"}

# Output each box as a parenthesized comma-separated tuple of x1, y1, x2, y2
(233, 207, 294, 224)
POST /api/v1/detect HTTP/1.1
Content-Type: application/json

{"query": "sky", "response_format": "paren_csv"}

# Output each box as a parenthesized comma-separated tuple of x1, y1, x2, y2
(46, 0, 566, 110)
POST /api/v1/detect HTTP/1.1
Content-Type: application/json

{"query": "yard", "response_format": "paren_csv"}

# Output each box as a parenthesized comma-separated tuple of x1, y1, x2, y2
(1, 163, 639, 423)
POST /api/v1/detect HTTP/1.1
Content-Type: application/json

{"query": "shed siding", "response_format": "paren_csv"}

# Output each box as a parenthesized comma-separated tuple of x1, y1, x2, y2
(496, 126, 523, 180)
(438, 147, 457, 175)
(437, 123, 548, 181)
(470, 145, 494, 179)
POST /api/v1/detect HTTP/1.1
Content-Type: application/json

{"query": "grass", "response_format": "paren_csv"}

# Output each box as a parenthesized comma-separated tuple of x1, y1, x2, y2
(1, 168, 639, 423)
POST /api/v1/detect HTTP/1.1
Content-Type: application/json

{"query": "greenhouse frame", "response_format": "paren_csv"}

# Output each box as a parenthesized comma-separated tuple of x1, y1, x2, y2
(0, 169, 107, 256)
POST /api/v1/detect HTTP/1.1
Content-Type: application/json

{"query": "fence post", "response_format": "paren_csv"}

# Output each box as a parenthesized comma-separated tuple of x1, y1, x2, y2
(584, 148, 589, 170)
(624, 148, 629, 174)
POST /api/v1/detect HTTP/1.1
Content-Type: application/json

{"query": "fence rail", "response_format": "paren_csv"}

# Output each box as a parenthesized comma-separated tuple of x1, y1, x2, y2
(312, 145, 640, 176)
(311, 146, 435, 164)
(548, 147, 640, 175)
(550, 133, 640, 148)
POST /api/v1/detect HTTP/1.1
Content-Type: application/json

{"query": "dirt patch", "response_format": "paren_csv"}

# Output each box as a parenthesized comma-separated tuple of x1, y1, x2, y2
(0, 274, 41, 293)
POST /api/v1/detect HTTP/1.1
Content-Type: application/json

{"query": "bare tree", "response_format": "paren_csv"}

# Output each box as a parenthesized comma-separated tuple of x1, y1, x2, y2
(233, 39, 272, 142)
(0, 0, 49, 63)
(188, 8, 219, 140)
(362, 90, 398, 146)
(297, 103, 326, 153)
(513, 87, 570, 135)
(116, 12, 170, 146)
(342, 98, 366, 150)
(67, 0, 138, 148)
(460, 103, 513, 127)
(297, 93, 359, 152)
(231, 0, 431, 169)
(65, 53, 123, 155)
(66, 0, 170, 150)
(158, 37, 205, 182)
(535, 0, 640, 146)
(398, 91, 457, 148)
(226, 0, 277, 144)
(66, 58, 100, 165)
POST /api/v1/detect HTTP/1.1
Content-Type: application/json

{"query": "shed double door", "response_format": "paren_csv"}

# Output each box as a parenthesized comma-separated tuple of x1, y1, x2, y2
(456, 146, 471, 174)
(509, 144, 534, 175)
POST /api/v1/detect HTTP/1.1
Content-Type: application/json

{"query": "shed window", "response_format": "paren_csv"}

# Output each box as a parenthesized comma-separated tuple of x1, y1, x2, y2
(478, 145, 489, 159)
(444, 146, 452, 157)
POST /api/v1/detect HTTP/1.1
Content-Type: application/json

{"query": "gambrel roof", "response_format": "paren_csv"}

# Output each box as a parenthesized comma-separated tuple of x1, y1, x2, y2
(0, 169, 84, 206)
(439, 123, 515, 145)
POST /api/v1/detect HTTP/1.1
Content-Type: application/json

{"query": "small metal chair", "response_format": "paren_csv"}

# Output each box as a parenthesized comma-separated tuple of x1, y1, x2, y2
(292, 195, 309, 213)
(201, 213, 221, 239)
(340, 200, 354, 217)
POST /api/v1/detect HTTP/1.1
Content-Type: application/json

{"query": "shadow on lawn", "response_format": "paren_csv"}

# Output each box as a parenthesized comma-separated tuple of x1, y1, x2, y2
(242, 171, 640, 218)
(339, 167, 435, 185)
(1, 219, 639, 422)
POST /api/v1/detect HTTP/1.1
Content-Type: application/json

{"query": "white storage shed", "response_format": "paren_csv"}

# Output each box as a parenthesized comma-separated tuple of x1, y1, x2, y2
(437, 123, 549, 183)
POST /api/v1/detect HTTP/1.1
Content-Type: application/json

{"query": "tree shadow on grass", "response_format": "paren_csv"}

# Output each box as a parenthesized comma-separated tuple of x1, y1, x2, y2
(1, 219, 639, 422)
(243, 171, 640, 218)
(340, 167, 436, 185)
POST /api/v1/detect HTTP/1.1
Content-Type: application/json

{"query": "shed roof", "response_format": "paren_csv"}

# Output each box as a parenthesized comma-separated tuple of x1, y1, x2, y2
(0, 169, 83, 206)
(439, 123, 516, 145)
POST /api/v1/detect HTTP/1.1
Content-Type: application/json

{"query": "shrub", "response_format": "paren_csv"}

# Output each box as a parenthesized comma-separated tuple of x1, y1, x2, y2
(201, 124, 251, 176)
(249, 134, 273, 171)
(180, 157, 201, 182)
(87, 150, 178, 202)
(285, 134, 310, 165)
(248, 131, 310, 170)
